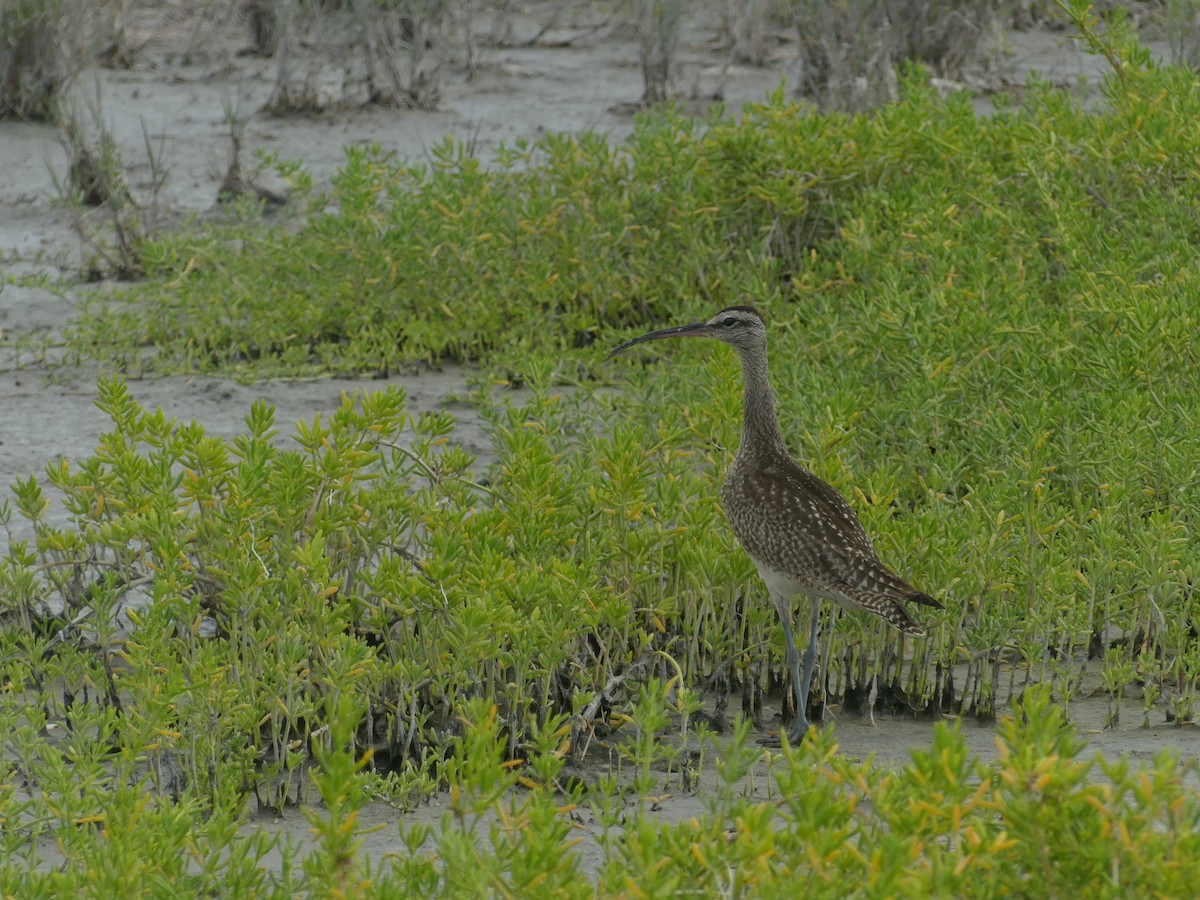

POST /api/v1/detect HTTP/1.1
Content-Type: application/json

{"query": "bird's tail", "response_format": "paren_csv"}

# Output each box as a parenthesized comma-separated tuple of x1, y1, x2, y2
(906, 589, 943, 610)
(839, 586, 930, 637)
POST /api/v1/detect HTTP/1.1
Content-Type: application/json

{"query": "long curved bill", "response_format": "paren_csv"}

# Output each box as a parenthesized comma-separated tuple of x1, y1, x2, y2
(607, 322, 709, 359)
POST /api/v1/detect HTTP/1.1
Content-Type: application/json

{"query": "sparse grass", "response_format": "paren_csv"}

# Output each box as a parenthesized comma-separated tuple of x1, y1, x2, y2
(720, 0, 785, 66)
(631, 0, 685, 103)
(0, 0, 144, 120)
(263, 0, 449, 113)
(91, 0, 141, 69)
(50, 82, 171, 279)
(3, 7, 1200, 891)
(0, 0, 73, 120)
(246, 0, 280, 58)
(1166, 0, 1200, 67)
(791, 0, 1002, 110)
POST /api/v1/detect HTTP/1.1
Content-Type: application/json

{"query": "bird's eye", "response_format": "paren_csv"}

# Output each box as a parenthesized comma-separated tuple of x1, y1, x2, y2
(722, 317, 737, 327)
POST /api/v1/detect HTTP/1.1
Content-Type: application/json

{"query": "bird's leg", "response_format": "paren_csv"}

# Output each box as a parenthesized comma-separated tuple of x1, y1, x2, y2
(797, 599, 821, 729)
(777, 598, 808, 744)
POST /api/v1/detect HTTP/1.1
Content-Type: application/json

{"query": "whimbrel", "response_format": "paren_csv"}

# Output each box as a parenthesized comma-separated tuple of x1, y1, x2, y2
(609, 305, 940, 743)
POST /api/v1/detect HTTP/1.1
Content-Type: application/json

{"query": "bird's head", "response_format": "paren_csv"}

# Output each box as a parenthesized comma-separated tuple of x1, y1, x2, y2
(607, 305, 767, 359)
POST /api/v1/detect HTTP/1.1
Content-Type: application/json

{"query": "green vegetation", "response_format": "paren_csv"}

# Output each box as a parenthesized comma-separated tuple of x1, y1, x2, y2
(4, 7, 1200, 892)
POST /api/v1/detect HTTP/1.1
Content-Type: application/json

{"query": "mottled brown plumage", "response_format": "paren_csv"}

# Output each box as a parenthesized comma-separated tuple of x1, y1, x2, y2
(723, 435, 939, 638)
(609, 305, 940, 742)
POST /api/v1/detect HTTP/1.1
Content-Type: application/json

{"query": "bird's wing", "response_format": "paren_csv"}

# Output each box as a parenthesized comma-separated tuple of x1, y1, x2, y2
(726, 455, 940, 609)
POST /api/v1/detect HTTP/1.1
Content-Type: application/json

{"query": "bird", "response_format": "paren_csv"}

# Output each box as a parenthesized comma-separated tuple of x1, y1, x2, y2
(608, 305, 941, 744)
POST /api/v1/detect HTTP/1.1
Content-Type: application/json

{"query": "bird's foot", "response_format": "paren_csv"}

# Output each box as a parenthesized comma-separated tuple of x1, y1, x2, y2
(786, 722, 814, 745)
(756, 721, 813, 747)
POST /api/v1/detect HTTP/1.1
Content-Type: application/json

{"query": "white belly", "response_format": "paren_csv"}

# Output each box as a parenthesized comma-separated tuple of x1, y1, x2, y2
(749, 555, 846, 608)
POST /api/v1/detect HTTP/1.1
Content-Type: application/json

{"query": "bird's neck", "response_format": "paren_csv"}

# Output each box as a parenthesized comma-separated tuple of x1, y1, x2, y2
(738, 349, 787, 458)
